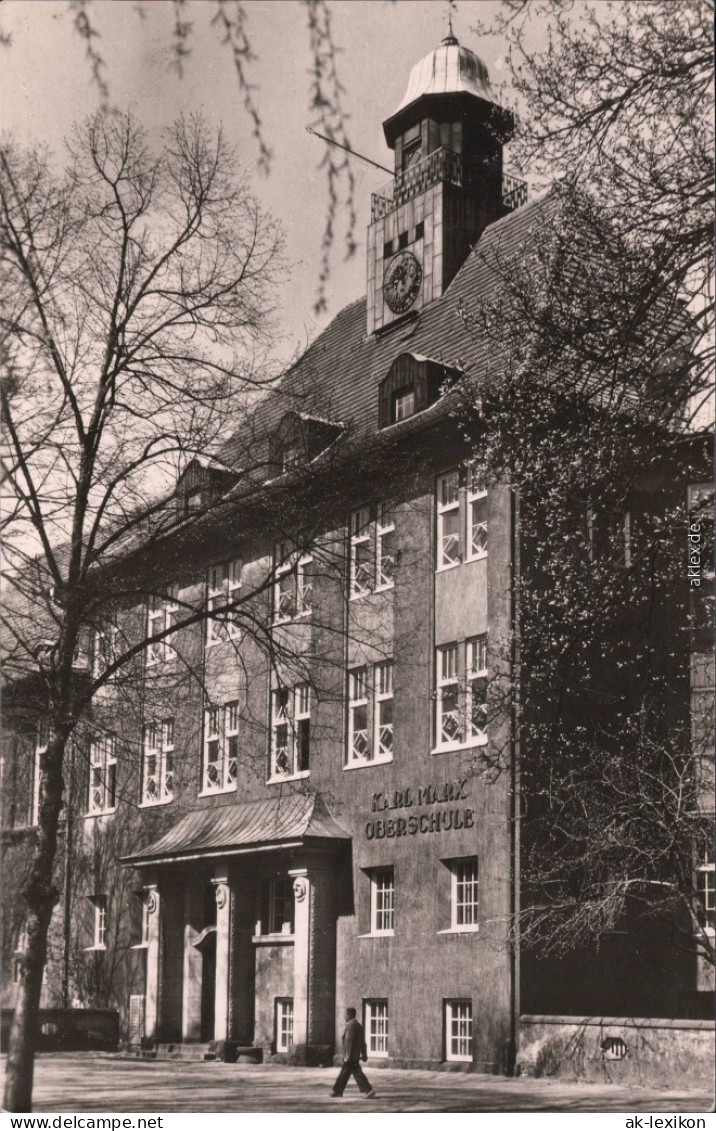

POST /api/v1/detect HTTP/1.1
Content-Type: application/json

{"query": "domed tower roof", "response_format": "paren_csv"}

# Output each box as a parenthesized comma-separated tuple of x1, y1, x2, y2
(382, 33, 511, 148)
(394, 34, 494, 114)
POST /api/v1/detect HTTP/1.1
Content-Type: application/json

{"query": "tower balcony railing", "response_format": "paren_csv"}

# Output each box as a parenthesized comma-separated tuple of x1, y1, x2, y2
(370, 147, 528, 221)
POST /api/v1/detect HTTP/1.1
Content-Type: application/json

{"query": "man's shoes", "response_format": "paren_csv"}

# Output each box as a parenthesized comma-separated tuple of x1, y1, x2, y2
(363, 1090, 377, 1098)
(330, 1092, 342, 1098)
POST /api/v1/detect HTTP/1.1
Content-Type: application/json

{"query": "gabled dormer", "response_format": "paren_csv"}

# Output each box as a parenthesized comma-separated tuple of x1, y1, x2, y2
(175, 457, 240, 519)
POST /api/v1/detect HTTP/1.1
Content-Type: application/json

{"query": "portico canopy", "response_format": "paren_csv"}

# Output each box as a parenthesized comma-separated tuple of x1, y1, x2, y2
(122, 793, 350, 867)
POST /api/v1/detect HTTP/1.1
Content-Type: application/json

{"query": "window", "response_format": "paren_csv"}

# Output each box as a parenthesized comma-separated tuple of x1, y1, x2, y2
(696, 837, 715, 933)
(437, 644, 461, 746)
(348, 667, 370, 762)
(13, 926, 28, 983)
(445, 1000, 473, 1061)
(435, 638, 488, 750)
(202, 703, 239, 793)
(370, 867, 395, 935)
(436, 467, 488, 569)
(467, 636, 487, 740)
(91, 621, 116, 679)
(350, 508, 373, 597)
(147, 588, 179, 664)
(259, 879, 295, 935)
(207, 559, 242, 644)
(88, 736, 117, 813)
(31, 721, 47, 826)
(90, 896, 108, 950)
(347, 662, 395, 766)
(273, 543, 313, 622)
(393, 387, 415, 422)
(374, 661, 394, 759)
(401, 124, 422, 171)
(364, 999, 389, 1058)
(451, 858, 479, 930)
(141, 718, 174, 805)
(467, 469, 488, 560)
(437, 471, 460, 568)
(275, 999, 294, 1052)
(376, 506, 396, 588)
(270, 684, 310, 780)
(350, 504, 398, 596)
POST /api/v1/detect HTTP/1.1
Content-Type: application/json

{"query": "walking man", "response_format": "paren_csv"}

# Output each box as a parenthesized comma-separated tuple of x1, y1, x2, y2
(331, 1007, 376, 1098)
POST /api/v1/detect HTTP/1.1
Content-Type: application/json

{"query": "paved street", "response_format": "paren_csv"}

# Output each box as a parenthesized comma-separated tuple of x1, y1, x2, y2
(2, 1055, 712, 1113)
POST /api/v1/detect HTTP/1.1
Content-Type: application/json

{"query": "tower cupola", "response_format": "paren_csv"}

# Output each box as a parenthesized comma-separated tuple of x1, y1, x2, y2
(366, 33, 524, 335)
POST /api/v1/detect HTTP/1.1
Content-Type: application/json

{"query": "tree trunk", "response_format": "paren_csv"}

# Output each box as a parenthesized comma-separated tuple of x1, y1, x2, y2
(3, 731, 66, 1113)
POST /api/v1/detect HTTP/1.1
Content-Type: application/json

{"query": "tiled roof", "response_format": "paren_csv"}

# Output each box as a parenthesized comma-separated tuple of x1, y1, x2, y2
(122, 792, 350, 866)
(218, 194, 553, 471)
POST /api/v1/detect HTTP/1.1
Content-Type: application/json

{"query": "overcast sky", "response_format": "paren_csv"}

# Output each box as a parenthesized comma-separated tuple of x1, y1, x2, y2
(1, 1, 526, 364)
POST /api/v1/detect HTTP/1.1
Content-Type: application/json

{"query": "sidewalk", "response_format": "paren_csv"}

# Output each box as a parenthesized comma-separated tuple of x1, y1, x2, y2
(4, 1055, 713, 1113)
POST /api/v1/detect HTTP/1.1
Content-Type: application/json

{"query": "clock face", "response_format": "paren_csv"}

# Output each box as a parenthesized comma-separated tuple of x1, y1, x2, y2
(383, 250, 423, 314)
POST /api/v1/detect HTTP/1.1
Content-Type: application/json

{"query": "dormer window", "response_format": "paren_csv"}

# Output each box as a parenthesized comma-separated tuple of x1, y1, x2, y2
(379, 353, 461, 429)
(270, 411, 343, 476)
(175, 457, 239, 520)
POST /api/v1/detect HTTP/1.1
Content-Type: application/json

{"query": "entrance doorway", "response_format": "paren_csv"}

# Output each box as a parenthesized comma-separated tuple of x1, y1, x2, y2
(198, 932, 216, 1042)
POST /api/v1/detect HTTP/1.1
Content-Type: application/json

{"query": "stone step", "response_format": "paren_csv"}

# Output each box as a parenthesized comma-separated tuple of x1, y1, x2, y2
(154, 1042, 217, 1062)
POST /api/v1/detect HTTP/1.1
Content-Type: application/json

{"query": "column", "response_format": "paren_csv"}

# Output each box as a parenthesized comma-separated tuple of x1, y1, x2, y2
(143, 884, 161, 1042)
(212, 871, 232, 1043)
(289, 865, 338, 1051)
(289, 869, 311, 1047)
(182, 884, 202, 1040)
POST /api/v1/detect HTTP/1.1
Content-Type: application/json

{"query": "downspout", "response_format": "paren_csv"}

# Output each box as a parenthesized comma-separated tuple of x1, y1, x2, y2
(61, 742, 74, 1010)
(508, 484, 521, 1075)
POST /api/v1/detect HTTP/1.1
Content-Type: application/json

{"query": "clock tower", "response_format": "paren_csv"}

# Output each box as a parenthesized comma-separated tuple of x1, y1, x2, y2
(367, 32, 522, 335)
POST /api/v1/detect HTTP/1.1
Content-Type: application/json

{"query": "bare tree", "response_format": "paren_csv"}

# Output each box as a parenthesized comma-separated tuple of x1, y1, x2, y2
(0, 110, 289, 1111)
(0, 0, 360, 313)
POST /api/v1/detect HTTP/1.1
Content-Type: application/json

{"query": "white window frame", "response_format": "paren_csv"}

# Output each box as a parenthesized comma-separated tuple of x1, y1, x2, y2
(87, 736, 117, 814)
(201, 703, 238, 794)
(436, 643, 462, 748)
(434, 639, 488, 752)
(350, 507, 373, 598)
(394, 386, 416, 422)
(296, 553, 314, 616)
(374, 661, 394, 759)
(376, 506, 396, 590)
(207, 560, 242, 644)
(269, 684, 311, 781)
(696, 837, 715, 935)
(451, 858, 479, 931)
(467, 635, 488, 741)
(437, 470, 461, 570)
(445, 1000, 473, 1062)
(273, 544, 312, 623)
(370, 867, 395, 936)
(31, 721, 47, 826)
(147, 588, 179, 664)
(259, 879, 295, 936)
(91, 621, 117, 679)
(364, 999, 389, 1058)
(141, 718, 175, 806)
(466, 468, 488, 561)
(347, 666, 370, 764)
(275, 998, 294, 1052)
(90, 896, 108, 950)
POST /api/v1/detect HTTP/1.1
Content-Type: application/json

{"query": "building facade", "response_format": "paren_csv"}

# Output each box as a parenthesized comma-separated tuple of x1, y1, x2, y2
(2, 34, 713, 1076)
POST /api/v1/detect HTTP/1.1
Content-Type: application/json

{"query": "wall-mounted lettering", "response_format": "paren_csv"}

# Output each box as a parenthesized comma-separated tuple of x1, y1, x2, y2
(365, 808, 474, 839)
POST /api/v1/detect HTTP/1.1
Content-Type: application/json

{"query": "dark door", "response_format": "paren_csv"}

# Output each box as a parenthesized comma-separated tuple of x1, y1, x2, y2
(200, 934, 216, 1042)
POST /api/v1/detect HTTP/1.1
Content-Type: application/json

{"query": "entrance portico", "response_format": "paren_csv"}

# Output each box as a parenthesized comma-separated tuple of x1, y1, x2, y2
(122, 794, 350, 1056)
